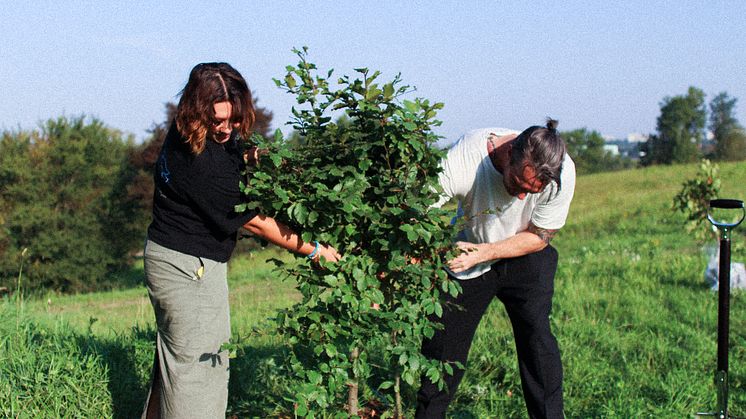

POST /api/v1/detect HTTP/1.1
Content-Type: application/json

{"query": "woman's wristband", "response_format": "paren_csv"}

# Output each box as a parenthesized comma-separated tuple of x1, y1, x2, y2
(307, 241, 320, 259)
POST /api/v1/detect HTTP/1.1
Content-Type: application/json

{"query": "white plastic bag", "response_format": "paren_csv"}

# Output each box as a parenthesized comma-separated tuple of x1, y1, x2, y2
(704, 244, 746, 291)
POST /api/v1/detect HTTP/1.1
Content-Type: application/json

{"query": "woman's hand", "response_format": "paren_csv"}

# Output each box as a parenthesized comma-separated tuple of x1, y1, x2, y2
(315, 244, 342, 263)
(243, 146, 268, 165)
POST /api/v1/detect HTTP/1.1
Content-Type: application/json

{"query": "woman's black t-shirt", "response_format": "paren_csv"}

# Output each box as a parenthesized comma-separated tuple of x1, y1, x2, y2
(147, 122, 257, 262)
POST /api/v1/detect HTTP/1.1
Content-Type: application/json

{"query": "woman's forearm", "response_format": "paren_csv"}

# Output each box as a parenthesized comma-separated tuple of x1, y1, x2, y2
(243, 215, 340, 261)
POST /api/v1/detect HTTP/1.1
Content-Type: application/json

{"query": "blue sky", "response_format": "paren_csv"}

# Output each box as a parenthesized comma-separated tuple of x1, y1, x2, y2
(2, 1, 745, 145)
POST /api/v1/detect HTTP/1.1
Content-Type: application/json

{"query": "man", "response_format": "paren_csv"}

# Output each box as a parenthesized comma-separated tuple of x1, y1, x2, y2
(416, 120, 575, 419)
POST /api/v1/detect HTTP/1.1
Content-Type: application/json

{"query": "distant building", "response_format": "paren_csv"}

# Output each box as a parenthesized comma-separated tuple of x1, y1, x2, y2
(604, 134, 647, 160)
(603, 144, 620, 156)
(627, 132, 648, 143)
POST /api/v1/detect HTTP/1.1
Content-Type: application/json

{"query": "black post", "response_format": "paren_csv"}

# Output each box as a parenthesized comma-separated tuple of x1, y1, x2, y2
(717, 236, 730, 374)
(715, 235, 731, 418)
(696, 199, 744, 419)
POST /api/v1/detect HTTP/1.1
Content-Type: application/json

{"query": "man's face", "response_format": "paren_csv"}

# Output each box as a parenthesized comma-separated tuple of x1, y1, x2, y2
(503, 162, 545, 200)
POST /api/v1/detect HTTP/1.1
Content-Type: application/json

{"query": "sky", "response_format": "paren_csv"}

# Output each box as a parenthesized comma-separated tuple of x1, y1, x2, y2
(2, 1, 746, 147)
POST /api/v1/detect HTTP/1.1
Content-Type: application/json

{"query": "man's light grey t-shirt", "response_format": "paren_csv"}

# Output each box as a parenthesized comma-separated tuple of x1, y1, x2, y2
(435, 128, 576, 279)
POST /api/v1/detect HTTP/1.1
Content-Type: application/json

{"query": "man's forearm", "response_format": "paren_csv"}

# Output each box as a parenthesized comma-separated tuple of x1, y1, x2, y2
(480, 230, 548, 261)
(449, 223, 560, 273)
(449, 231, 546, 273)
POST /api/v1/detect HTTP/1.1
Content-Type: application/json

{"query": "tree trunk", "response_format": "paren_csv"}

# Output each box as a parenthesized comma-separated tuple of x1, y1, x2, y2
(348, 347, 359, 416)
(395, 373, 402, 419)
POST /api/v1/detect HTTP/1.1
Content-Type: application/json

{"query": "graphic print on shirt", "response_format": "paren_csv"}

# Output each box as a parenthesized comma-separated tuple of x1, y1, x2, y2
(157, 150, 171, 184)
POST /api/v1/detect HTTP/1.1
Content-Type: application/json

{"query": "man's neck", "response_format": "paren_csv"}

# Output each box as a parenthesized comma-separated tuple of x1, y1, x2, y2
(486, 133, 514, 174)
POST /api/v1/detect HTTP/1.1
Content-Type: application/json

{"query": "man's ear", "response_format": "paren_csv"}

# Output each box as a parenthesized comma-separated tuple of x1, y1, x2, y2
(505, 142, 513, 159)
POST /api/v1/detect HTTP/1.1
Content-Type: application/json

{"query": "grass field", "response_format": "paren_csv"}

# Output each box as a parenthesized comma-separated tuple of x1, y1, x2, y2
(2, 161, 745, 418)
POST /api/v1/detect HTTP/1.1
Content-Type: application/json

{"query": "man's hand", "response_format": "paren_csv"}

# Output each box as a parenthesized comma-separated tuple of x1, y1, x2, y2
(447, 241, 489, 273)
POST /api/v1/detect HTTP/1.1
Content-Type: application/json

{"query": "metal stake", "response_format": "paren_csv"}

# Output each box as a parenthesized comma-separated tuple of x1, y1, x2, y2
(696, 199, 744, 419)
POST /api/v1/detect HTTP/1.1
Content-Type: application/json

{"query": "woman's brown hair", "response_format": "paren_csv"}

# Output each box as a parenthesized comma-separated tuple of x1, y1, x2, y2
(175, 63, 255, 154)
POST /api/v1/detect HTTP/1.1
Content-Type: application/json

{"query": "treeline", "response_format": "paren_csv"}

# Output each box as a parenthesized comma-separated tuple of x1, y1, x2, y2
(0, 101, 272, 293)
(1, 87, 743, 293)
(563, 87, 745, 175)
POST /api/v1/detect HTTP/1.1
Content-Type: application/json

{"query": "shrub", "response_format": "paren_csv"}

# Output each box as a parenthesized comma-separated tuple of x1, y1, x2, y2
(672, 159, 721, 243)
(241, 48, 459, 415)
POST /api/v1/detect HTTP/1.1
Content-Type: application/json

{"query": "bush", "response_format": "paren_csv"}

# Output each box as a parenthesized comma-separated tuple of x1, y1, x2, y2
(241, 48, 459, 415)
(672, 159, 721, 243)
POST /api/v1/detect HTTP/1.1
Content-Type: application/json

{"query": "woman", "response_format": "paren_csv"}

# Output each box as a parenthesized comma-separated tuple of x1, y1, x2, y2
(142, 62, 339, 418)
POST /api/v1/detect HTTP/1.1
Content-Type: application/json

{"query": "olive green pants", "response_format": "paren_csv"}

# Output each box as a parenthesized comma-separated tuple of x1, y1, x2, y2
(141, 240, 231, 419)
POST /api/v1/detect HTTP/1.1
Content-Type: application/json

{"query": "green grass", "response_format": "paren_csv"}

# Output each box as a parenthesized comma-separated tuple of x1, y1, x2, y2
(2, 161, 746, 418)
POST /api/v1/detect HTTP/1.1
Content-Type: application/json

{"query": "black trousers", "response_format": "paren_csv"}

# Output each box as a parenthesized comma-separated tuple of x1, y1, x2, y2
(415, 246, 564, 419)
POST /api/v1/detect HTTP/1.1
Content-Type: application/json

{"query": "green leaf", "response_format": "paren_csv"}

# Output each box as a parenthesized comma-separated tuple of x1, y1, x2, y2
(383, 83, 395, 99)
(448, 280, 460, 297)
(355, 269, 366, 291)
(365, 87, 381, 101)
(444, 363, 454, 375)
(426, 366, 439, 383)
(285, 74, 297, 88)
(434, 301, 443, 317)
(403, 100, 419, 112)
(379, 381, 394, 390)
(293, 203, 308, 224)
(324, 344, 338, 357)
(399, 352, 408, 366)
(409, 355, 420, 371)
(270, 153, 283, 167)
(275, 188, 289, 203)
(323, 275, 338, 287)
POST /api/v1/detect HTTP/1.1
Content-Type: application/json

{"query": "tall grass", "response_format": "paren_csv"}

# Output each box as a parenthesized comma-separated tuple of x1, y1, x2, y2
(2, 161, 745, 417)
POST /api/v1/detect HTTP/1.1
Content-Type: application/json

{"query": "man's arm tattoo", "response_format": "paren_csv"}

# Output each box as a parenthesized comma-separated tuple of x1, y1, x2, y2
(528, 222, 559, 245)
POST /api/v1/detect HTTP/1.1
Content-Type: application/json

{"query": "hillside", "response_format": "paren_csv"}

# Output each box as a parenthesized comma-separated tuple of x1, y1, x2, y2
(2, 161, 745, 417)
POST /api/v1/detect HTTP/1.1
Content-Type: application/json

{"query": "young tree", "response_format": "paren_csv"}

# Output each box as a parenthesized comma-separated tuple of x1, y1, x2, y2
(241, 48, 459, 416)
(672, 159, 721, 243)
(643, 86, 706, 165)
(709, 92, 745, 161)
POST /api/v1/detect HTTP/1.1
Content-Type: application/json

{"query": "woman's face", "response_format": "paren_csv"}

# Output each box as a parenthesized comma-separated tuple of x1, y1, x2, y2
(210, 101, 238, 143)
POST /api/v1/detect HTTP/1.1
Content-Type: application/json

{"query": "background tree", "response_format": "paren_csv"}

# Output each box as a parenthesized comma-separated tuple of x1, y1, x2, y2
(562, 127, 632, 174)
(251, 95, 274, 140)
(717, 128, 746, 161)
(642, 86, 706, 165)
(709, 92, 745, 161)
(0, 116, 139, 292)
